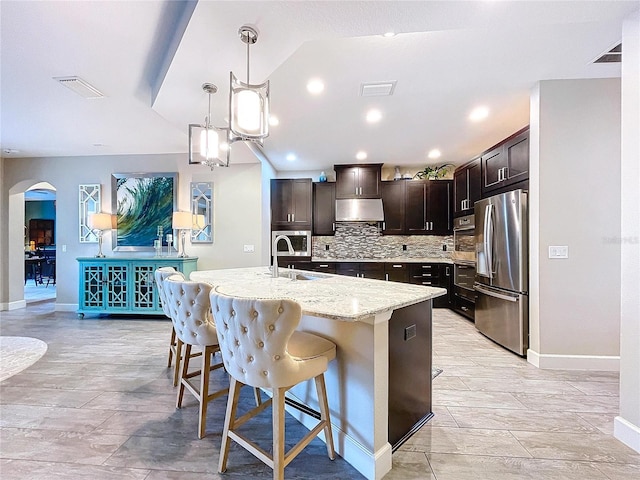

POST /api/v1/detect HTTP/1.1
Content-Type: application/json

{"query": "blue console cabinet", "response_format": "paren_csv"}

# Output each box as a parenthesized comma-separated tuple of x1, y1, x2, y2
(77, 257, 198, 317)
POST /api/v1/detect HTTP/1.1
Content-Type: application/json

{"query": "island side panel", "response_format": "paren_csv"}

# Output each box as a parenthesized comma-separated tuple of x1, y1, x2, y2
(388, 299, 433, 448)
(289, 312, 392, 480)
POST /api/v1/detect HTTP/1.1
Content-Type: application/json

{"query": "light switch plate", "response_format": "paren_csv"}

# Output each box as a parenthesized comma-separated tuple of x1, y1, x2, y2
(548, 245, 569, 259)
(243, 245, 255, 253)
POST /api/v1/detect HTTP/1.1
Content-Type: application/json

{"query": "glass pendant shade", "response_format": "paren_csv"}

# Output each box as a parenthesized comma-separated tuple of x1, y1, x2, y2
(229, 72, 269, 144)
(189, 123, 230, 168)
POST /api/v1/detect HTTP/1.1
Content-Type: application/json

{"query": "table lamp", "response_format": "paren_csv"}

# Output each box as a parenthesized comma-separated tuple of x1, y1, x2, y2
(88, 212, 112, 258)
(172, 211, 192, 258)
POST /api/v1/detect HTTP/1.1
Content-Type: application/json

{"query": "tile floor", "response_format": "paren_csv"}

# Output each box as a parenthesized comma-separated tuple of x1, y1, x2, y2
(1, 303, 638, 479)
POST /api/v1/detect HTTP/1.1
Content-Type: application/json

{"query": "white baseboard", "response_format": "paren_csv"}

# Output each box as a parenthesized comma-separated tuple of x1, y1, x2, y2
(0, 300, 27, 311)
(55, 303, 78, 312)
(527, 349, 620, 371)
(615, 416, 640, 453)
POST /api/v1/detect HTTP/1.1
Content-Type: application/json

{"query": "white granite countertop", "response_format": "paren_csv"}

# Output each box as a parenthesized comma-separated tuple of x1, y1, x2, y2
(312, 257, 453, 264)
(190, 266, 446, 322)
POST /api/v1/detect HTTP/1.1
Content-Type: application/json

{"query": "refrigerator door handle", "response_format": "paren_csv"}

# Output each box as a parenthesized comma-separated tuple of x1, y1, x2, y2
(474, 284, 518, 302)
(484, 204, 494, 278)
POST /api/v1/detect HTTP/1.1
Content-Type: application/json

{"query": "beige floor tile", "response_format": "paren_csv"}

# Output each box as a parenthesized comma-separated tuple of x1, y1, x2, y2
(512, 430, 640, 464)
(431, 375, 470, 390)
(512, 393, 619, 414)
(577, 413, 617, 435)
(0, 404, 116, 432)
(448, 406, 599, 433)
(567, 381, 620, 397)
(426, 453, 608, 480)
(81, 391, 182, 413)
(0, 459, 150, 480)
(594, 461, 640, 479)
(381, 450, 435, 479)
(0, 385, 101, 407)
(432, 388, 526, 409)
(401, 426, 532, 457)
(460, 377, 583, 395)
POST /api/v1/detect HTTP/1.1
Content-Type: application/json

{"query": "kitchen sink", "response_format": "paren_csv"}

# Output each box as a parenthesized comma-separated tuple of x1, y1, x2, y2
(281, 272, 326, 281)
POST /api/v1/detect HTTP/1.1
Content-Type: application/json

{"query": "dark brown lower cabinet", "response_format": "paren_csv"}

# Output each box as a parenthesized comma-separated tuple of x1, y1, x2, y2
(409, 263, 452, 308)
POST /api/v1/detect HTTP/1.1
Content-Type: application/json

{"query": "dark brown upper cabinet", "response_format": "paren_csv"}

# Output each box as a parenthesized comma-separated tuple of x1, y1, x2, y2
(405, 180, 453, 235)
(482, 127, 529, 195)
(381, 181, 405, 234)
(334, 164, 382, 199)
(270, 178, 312, 230)
(453, 157, 481, 217)
(313, 182, 336, 235)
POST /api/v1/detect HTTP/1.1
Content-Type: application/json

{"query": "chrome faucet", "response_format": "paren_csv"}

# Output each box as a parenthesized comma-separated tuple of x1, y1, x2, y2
(272, 235, 294, 278)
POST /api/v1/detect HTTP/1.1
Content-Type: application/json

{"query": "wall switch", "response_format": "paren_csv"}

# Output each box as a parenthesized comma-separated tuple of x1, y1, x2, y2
(548, 245, 568, 259)
(402, 244, 407, 251)
(62, 245, 67, 252)
(442, 244, 447, 251)
(243, 244, 255, 253)
(325, 244, 330, 250)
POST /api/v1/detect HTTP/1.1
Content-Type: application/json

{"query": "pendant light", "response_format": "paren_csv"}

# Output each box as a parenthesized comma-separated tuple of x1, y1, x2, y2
(188, 83, 230, 168)
(229, 25, 270, 145)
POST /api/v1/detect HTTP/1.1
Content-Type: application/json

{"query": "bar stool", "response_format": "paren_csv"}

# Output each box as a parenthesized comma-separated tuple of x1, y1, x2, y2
(154, 267, 190, 387)
(209, 290, 336, 480)
(165, 276, 228, 438)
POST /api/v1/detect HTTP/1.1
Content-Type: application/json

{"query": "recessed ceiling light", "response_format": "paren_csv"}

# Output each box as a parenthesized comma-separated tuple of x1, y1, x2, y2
(269, 115, 279, 126)
(382, 32, 396, 37)
(286, 153, 296, 162)
(366, 109, 383, 123)
(356, 151, 368, 160)
(428, 149, 442, 159)
(307, 79, 325, 95)
(469, 106, 489, 122)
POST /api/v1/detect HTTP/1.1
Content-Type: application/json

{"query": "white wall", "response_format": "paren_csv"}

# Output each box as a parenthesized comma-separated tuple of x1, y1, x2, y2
(529, 78, 622, 369)
(615, 8, 640, 454)
(0, 153, 265, 310)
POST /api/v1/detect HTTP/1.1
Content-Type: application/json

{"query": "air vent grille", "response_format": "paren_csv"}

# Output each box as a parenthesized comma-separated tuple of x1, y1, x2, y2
(53, 76, 105, 98)
(360, 81, 397, 97)
(594, 43, 622, 64)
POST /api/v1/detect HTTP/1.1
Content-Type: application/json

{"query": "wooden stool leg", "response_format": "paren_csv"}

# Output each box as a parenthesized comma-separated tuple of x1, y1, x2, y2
(272, 387, 286, 480)
(177, 343, 191, 408)
(173, 338, 183, 387)
(167, 327, 176, 368)
(254, 387, 262, 406)
(315, 374, 335, 460)
(198, 345, 213, 439)
(219, 377, 242, 473)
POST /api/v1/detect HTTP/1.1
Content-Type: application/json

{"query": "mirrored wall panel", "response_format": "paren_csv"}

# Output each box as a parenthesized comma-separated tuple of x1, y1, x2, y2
(191, 182, 212, 243)
(79, 184, 100, 243)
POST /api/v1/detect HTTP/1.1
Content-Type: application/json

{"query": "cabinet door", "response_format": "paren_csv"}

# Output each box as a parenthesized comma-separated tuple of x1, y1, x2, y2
(482, 146, 505, 192)
(80, 263, 105, 310)
(504, 131, 529, 185)
(270, 179, 293, 226)
(434, 264, 453, 308)
(335, 167, 359, 198)
(335, 262, 360, 277)
(453, 168, 468, 216)
(409, 264, 440, 286)
(361, 263, 385, 280)
(405, 181, 428, 234)
(291, 179, 312, 226)
(427, 181, 452, 235)
(467, 158, 482, 208)
(132, 263, 156, 311)
(358, 166, 381, 198)
(385, 263, 408, 283)
(313, 182, 336, 235)
(105, 263, 129, 310)
(381, 181, 405, 234)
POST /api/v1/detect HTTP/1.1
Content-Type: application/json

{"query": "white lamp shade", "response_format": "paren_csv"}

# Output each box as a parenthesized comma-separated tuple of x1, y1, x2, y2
(172, 211, 193, 230)
(229, 72, 269, 142)
(235, 89, 261, 132)
(88, 212, 112, 231)
(200, 127, 219, 160)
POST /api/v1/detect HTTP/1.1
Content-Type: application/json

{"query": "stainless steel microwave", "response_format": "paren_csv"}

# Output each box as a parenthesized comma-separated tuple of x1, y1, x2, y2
(271, 230, 312, 257)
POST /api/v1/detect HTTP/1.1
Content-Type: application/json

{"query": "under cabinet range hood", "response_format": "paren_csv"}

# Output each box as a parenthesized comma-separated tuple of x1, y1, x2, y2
(335, 198, 385, 222)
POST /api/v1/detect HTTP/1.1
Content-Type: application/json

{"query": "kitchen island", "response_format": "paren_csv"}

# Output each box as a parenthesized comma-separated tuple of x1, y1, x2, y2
(190, 266, 445, 480)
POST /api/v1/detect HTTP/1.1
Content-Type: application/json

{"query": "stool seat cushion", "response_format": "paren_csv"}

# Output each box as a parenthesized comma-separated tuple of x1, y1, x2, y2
(288, 331, 336, 363)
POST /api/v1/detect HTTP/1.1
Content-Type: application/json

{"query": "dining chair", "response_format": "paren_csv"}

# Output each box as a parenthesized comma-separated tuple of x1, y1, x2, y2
(209, 290, 336, 480)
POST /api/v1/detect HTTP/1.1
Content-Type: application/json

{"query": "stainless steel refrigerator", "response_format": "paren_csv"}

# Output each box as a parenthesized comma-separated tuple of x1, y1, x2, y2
(474, 190, 528, 356)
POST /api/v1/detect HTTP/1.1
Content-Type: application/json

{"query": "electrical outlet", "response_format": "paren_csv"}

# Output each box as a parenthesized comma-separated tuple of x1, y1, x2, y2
(548, 245, 568, 258)
(62, 245, 67, 252)
(325, 245, 330, 250)
(243, 244, 255, 253)
(442, 244, 447, 251)
(402, 244, 407, 251)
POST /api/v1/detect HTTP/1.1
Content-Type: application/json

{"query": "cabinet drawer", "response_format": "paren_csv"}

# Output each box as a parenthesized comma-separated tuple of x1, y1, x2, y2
(312, 262, 336, 274)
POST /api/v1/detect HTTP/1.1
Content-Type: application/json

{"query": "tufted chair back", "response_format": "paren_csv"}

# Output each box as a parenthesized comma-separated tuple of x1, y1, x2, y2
(209, 291, 330, 389)
(164, 276, 218, 347)
(154, 267, 184, 318)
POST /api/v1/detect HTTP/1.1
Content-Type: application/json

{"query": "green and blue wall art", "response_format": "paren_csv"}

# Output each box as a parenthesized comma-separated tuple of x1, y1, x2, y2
(111, 172, 177, 251)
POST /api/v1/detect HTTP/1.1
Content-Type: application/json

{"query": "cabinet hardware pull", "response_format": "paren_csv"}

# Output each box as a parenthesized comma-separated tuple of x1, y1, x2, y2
(422, 281, 432, 285)
(393, 264, 402, 268)
(385, 273, 389, 281)
(291, 213, 294, 222)
(461, 306, 469, 311)
(332, 222, 335, 231)
(319, 264, 329, 267)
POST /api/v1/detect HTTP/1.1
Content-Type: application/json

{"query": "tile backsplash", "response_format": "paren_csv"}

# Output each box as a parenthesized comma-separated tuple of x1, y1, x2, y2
(312, 222, 453, 259)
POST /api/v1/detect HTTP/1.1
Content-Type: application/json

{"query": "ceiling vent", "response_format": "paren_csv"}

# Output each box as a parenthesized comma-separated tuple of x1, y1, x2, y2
(593, 43, 622, 64)
(360, 81, 397, 97)
(53, 76, 105, 98)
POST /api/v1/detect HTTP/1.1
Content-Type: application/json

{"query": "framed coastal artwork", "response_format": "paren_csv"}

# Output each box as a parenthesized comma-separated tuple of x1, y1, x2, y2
(111, 172, 177, 251)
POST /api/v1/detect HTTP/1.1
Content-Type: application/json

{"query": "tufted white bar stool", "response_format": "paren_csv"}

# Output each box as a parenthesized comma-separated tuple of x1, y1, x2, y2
(209, 290, 336, 480)
(154, 267, 202, 387)
(164, 276, 228, 438)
